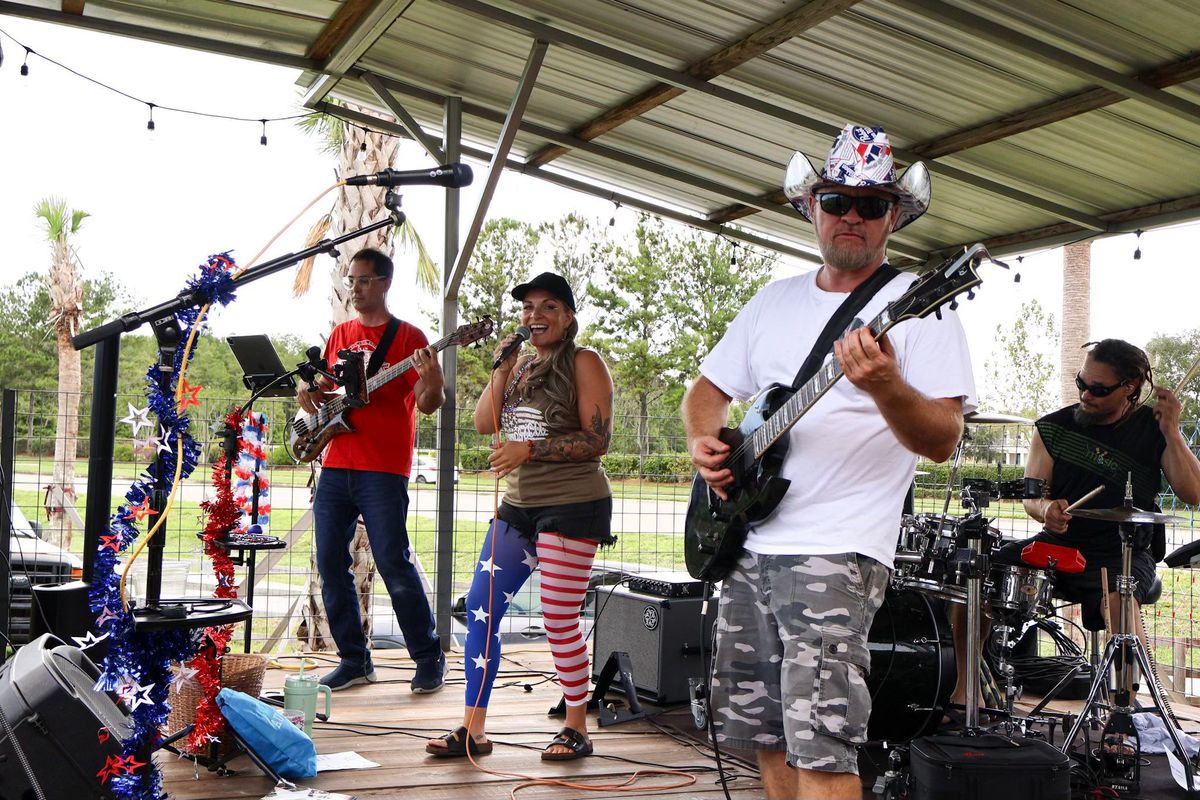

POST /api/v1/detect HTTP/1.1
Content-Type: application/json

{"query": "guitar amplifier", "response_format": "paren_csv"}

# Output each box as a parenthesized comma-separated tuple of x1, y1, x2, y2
(625, 571, 705, 598)
(591, 584, 717, 705)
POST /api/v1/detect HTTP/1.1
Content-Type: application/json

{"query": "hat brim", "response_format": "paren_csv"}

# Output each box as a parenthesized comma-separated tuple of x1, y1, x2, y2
(784, 152, 930, 232)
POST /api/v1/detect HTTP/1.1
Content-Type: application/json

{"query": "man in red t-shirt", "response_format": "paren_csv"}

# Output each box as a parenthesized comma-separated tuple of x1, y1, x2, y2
(297, 247, 446, 692)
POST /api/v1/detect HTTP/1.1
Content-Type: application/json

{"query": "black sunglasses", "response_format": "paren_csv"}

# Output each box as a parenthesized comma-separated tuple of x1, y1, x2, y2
(1075, 372, 1127, 398)
(814, 192, 894, 221)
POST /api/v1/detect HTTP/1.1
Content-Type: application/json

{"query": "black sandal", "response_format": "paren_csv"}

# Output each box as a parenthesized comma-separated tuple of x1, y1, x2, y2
(541, 726, 593, 761)
(425, 726, 493, 758)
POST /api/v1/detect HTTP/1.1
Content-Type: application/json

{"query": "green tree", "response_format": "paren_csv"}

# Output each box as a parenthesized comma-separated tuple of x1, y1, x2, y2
(983, 299, 1059, 418)
(1147, 329, 1200, 419)
(538, 213, 612, 315)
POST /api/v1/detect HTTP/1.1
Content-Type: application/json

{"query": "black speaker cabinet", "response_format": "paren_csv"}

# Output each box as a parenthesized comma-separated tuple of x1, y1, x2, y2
(30, 581, 107, 663)
(591, 584, 717, 705)
(0, 634, 131, 800)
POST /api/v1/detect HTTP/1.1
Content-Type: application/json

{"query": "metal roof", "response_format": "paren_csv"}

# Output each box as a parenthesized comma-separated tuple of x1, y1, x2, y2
(6, 0, 1200, 266)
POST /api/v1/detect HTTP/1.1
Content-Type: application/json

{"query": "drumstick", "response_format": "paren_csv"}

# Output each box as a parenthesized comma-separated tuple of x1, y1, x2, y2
(1174, 350, 1200, 395)
(1101, 568, 1112, 636)
(1065, 484, 1105, 513)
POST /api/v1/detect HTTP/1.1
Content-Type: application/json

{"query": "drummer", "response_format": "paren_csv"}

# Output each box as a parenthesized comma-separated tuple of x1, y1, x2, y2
(949, 338, 1200, 718)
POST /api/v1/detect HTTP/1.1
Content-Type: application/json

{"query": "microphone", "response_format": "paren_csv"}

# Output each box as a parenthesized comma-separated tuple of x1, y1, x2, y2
(344, 163, 473, 188)
(492, 326, 531, 370)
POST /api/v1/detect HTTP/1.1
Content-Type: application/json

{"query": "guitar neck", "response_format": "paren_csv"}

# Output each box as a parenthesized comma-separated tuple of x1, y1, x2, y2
(316, 331, 458, 423)
(751, 306, 900, 459)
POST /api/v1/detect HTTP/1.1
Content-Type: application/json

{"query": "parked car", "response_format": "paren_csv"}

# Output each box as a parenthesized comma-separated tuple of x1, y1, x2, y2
(412, 456, 459, 485)
(6, 505, 84, 645)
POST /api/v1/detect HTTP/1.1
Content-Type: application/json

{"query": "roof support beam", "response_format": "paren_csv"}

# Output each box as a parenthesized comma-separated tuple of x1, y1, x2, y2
(61, 0, 85, 14)
(894, 0, 1200, 125)
(362, 73, 446, 162)
(300, 0, 413, 109)
(316, 103, 822, 264)
(447, 40, 548, 301)
(526, 0, 859, 167)
(0, 1, 320, 70)
(441, 0, 1106, 231)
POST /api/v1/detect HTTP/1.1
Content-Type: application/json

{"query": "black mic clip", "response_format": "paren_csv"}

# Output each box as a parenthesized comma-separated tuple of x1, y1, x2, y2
(296, 346, 337, 393)
(335, 350, 369, 408)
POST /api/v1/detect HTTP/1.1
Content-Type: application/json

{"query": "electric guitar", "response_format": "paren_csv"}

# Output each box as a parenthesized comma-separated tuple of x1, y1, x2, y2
(286, 318, 493, 463)
(684, 245, 999, 582)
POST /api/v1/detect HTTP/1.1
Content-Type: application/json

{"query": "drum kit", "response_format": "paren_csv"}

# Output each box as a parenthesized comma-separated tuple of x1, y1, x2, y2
(865, 413, 1198, 797)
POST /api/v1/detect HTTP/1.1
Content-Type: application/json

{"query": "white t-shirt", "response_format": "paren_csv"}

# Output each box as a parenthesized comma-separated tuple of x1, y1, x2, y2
(699, 269, 977, 568)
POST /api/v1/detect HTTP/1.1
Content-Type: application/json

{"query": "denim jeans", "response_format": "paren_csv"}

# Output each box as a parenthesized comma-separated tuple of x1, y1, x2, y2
(314, 468, 440, 668)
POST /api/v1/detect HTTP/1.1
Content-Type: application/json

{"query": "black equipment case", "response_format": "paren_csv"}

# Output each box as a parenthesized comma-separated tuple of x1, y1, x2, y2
(909, 733, 1071, 800)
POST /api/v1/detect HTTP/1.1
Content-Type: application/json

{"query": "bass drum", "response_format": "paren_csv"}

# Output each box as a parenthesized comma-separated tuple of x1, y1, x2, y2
(866, 588, 955, 742)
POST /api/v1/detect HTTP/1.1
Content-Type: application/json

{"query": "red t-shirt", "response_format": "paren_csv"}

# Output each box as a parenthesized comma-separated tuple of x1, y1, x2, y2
(321, 318, 428, 476)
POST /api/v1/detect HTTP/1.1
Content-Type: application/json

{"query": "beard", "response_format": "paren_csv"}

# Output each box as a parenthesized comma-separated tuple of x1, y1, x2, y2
(822, 237, 888, 272)
(1073, 405, 1106, 427)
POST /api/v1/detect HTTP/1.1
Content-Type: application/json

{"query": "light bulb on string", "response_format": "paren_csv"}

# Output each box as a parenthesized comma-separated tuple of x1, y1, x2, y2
(260, 119, 268, 146)
(360, 127, 369, 153)
(1133, 229, 1143, 261)
(609, 201, 621, 227)
(20, 47, 30, 77)
(1014, 255, 1023, 283)
(730, 241, 739, 266)
(146, 103, 156, 131)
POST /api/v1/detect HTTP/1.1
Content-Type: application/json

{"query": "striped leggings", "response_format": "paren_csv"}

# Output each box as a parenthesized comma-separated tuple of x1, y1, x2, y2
(462, 519, 599, 708)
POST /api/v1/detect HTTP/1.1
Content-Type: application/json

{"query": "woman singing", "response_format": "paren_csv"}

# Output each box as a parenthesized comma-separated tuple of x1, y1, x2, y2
(426, 271, 614, 762)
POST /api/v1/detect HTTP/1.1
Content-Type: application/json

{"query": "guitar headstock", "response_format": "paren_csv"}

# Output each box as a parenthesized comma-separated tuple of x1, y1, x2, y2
(887, 244, 1004, 324)
(452, 317, 495, 348)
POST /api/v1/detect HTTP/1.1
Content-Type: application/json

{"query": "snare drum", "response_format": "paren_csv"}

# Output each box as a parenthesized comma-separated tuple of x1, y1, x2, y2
(984, 563, 1054, 620)
(892, 515, 969, 604)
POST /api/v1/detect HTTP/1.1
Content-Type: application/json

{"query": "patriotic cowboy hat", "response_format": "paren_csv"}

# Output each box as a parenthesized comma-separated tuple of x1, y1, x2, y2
(784, 123, 931, 232)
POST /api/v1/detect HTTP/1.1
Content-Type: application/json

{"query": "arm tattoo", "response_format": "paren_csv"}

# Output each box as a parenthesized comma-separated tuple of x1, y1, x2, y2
(530, 402, 611, 462)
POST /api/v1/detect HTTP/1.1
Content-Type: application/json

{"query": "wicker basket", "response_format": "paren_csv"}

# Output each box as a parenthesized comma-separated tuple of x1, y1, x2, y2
(165, 653, 268, 753)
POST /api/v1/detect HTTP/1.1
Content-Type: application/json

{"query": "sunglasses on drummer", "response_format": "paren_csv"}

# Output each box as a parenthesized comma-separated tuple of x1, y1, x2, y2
(1074, 372, 1127, 397)
(814, 192, 894, 220)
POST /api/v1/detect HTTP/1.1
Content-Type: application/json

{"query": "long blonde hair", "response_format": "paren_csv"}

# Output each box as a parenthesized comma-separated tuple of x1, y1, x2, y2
(523, 317, 580, 431)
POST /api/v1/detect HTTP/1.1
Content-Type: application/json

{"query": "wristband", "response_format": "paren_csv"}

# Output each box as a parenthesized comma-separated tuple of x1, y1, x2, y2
(527, 439, 536, 461)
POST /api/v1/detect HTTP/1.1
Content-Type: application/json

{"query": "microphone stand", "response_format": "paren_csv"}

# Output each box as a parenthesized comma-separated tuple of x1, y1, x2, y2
(71, 192, 407, 633)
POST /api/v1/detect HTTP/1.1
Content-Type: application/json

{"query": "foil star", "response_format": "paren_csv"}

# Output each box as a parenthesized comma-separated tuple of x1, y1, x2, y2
(95, 606, 120, 626)
(119, 403, 154, 436)
(100, 533, 122, 552)
(72, 630, 109, 651)
(172, 665, 199, 693)
(178, 379, 203, 412)
(125, 498, 158, 522)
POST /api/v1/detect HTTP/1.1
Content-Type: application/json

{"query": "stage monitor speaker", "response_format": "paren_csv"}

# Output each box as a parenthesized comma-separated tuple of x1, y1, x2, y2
(0, 633, 130, 800)
(591, 584, 717, 705)
(30, 580, 107, 663)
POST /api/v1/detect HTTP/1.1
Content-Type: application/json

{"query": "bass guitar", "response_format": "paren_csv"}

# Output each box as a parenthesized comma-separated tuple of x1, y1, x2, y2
(286, 318, 493, 463)
(684, 245, 999, 582)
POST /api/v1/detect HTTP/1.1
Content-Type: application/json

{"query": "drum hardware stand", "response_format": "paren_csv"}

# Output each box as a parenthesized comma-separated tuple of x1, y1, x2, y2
(1060, 475, 1196, 797)
(959, 485, 992, 734)
(871, 745, 909, 799)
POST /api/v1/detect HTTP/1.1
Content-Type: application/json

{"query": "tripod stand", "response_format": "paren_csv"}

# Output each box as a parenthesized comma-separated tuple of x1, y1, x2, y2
(1060, 480, 1195, 796)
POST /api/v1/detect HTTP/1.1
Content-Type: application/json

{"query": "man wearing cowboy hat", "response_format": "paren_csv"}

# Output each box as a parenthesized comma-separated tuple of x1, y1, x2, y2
(683, 124, 976, 799)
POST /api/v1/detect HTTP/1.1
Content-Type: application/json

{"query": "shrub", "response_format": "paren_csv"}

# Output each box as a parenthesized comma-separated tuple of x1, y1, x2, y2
(459, 447, 492, 471)
(641, 453, 693, 483)
(112, 442, 135, 462)
(269, 445, 296, 467)
(601, 452, 639, 478)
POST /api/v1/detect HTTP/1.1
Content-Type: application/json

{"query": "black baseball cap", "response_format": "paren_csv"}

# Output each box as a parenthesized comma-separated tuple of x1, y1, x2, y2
(511, 271, 576, 311)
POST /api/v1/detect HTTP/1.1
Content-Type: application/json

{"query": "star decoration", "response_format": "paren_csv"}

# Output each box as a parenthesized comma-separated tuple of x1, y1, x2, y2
(521, 550, 539, 571)
(177, 379, 203, 412)
(99, 532, 122, 552)
(472, 654, 489, 671)
(125, 498, 158, 522)
(204, 733, 221, 743)
(471, 605, 489, 623)
(172, 665, 199, 693)
(502, 591, 516, 606)
(117, 679, 155, 712)
(119, 403, 153, 436)
(116, 754, 146, 775)
(95, 606, 119, 626)
(97, 754, 123, 782)
(130, 435, 153, 456)
(72, 630, 109, 651)
(478, 557, 502, 574)
(97, 727, 110, 744)
(150, 425, 172, 455)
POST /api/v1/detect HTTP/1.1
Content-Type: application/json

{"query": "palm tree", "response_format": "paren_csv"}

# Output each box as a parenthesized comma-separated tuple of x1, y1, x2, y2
(293, 102, 439, 651)
(35, 198, 88, 551)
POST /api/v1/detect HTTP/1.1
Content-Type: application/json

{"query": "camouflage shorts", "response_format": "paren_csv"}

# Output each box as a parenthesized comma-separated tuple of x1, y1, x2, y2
(710, 551, 889, 774)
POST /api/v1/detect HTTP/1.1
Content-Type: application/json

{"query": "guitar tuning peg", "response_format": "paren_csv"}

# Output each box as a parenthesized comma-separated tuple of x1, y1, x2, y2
(949, 299, 959, 311)
(967, 289, 976, 300)
(935, 308, 943, 321)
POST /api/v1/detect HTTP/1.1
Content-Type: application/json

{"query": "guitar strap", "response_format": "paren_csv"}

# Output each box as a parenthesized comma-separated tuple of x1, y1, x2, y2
(367, 316, 401, 378)
(789, 264, 900, 390)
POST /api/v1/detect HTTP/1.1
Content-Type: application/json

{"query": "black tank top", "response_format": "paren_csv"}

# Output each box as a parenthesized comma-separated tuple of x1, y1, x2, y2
(1035, 404, 1166, 558)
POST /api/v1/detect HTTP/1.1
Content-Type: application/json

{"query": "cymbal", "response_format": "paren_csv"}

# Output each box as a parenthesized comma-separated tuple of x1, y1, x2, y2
(964, 412, 1033, 425)
(1069, 506, 1187, 525)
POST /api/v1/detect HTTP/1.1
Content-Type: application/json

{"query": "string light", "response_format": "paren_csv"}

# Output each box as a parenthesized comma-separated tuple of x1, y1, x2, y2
(259, 119, 268, 146)
(20, 46, 30, 76)
(360, 126, 368, 153)
(1133, 229, 1143, 261)
(730, 241, 739, 266)
(146, 102, 155, 131)
(609, 201, 620, 227)
(1014, 255, 1023, 283)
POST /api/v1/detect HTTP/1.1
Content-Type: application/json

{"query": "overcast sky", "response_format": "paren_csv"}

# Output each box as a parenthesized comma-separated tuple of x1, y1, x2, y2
(2, 16, 1197, 406)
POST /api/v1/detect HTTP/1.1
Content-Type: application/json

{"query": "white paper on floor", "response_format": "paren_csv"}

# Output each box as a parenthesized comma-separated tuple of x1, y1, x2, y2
(315, 751, 381, 772)
(261, 789, 357, 800)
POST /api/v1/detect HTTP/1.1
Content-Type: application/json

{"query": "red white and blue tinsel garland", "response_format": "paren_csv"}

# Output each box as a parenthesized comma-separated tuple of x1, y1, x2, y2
(233, 411, 271, 534)
(88, 253, 238, 800)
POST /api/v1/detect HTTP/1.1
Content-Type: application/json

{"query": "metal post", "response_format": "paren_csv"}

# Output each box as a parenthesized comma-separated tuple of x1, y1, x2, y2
(82, 336, 121, 584)
(0, 389, 15, 660)
(433, 96, 463, 649)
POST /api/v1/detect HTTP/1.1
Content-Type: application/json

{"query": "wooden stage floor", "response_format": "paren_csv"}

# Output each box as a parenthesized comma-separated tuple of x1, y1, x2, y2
(160, 645, 767, 800)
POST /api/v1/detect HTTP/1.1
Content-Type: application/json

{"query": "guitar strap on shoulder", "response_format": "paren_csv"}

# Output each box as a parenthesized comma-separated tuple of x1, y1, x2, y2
(790, 264, 900, 391)
(367, 316, 401, 378)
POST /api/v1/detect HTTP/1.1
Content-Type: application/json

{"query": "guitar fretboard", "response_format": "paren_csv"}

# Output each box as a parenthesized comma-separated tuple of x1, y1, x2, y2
(750, 305, 896, 459)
